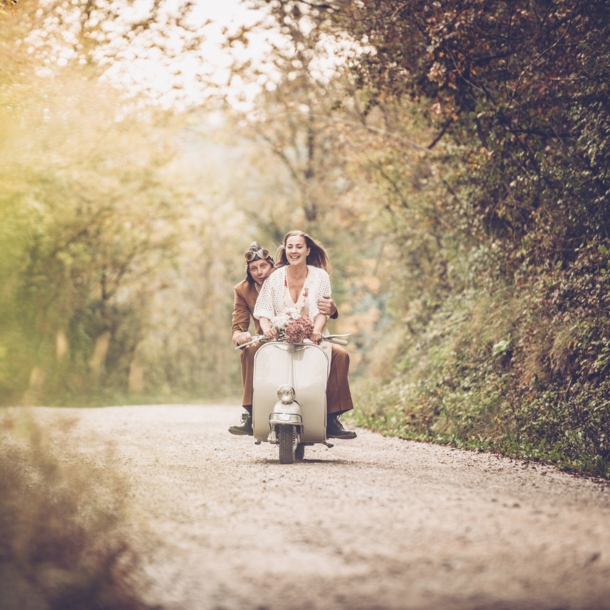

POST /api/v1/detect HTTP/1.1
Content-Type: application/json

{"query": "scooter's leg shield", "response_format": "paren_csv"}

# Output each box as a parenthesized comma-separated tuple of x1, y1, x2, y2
(252, 343, 328, 443)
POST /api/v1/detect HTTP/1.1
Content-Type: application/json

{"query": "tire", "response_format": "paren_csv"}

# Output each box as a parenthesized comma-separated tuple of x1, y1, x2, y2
(278, 425, 296, 464)
(295, 443, 305, 461)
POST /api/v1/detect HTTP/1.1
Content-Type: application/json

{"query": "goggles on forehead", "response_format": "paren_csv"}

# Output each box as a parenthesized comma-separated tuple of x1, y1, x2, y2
(245, 248, 270, 262)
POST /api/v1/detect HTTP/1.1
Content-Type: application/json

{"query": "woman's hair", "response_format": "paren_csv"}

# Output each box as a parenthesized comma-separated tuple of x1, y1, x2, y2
(275, 230, 330, 272)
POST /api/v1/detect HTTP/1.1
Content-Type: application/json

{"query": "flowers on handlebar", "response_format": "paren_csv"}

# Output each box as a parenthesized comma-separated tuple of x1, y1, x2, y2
(270, 310, 314, 344)
(284, 315, 314, 344)
(270, 313, 290, 337)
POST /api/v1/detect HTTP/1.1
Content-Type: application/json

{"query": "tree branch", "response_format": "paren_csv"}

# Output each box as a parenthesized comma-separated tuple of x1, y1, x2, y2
(427, 118, 453, 149)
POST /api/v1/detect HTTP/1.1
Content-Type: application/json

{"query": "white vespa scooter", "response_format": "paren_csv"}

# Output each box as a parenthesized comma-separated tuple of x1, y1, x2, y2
(237, 334, 349, 464)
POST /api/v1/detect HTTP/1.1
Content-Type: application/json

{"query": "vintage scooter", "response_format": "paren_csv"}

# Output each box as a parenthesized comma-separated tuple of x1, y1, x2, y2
(237, 334, 349, 464)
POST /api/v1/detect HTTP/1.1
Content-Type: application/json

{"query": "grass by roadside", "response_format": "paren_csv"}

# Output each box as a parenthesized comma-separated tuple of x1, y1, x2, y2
(351, 401, 609, 481)
(351, 254, 610, 481)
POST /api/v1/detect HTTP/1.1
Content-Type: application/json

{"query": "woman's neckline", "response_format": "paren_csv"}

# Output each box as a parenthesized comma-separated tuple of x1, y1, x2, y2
(285, 264, 309, 281)
(285, 266, 309, 283)
(284, 266, 309, 303)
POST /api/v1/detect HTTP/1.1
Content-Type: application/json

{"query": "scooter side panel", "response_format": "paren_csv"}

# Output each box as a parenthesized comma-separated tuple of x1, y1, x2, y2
(252, 343, 292, 441)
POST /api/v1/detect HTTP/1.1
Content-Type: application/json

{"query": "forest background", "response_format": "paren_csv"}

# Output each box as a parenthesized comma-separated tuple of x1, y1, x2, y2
(1, 0, 609, 478)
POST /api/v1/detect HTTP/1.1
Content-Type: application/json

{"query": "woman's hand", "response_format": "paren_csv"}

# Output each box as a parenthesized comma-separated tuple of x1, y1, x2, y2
(311, 314, 326, 344)
(260, 317, 279, 340)
(264, 327, 279, 340)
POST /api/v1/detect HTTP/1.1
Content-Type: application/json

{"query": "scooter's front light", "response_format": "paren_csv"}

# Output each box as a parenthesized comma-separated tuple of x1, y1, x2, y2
(277, 384, 295, 404)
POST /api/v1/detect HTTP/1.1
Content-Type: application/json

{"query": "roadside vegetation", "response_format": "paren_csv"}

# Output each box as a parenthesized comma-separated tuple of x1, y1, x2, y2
(0, 410, 155, 609)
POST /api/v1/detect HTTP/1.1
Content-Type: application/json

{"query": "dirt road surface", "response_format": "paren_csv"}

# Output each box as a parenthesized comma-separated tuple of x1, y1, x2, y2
(48, 405, 610, 609)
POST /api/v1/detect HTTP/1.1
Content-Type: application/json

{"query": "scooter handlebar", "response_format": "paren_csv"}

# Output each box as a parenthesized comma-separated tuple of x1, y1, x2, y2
(327, 338, 348, 346)
(235, 334, 350, 350)
(235, 335, 267, 350)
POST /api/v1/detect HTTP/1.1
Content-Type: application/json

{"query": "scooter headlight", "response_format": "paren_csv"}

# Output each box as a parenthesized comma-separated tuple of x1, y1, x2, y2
(277, 384, 295, 404)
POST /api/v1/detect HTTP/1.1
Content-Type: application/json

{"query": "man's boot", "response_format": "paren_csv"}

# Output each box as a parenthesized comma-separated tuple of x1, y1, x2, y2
(229, 411, 253, 436)
(326, 413, 357, 440)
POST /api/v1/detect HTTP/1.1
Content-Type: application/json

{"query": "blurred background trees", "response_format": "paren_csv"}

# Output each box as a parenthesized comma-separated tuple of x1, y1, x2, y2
(0, 0, 247, 404)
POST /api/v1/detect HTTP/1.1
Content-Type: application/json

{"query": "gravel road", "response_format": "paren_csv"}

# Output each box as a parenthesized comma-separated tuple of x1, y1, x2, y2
(51, 405, 610, 610)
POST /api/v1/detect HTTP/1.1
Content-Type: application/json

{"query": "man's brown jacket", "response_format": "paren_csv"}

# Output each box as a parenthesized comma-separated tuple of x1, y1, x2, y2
(232, 279, 262, 342)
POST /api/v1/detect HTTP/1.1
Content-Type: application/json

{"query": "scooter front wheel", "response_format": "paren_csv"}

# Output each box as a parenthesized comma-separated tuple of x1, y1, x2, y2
(278, 425, 297, 464)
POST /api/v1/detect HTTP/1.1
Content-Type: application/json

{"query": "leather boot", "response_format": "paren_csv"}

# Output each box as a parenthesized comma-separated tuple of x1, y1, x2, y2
(229, 412, 253, 436)
(326, 414, 357, 440)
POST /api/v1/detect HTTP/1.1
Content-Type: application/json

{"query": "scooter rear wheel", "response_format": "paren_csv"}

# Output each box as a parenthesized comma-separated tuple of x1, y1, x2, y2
(278, 425, 297, 464)
(295, 443, 305, 461)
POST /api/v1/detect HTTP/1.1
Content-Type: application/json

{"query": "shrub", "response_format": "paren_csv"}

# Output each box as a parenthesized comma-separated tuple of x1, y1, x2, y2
(0, 410, 157, 610)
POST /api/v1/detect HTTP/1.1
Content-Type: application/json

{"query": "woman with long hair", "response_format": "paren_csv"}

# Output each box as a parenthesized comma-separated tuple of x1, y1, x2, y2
(255, 230, 330, 343)
(253, 230, 356, 439)
(275, 230, 330, 272)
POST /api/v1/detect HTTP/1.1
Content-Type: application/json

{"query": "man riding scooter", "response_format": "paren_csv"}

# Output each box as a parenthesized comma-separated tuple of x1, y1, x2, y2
(230, 241, 356, 439)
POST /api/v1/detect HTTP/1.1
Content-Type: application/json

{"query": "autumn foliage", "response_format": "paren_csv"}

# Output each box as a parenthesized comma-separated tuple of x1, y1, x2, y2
(276, 0, 610, 475)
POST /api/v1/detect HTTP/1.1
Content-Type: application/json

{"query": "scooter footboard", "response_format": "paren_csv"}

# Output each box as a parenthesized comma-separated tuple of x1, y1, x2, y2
(252, 342, 329, 443)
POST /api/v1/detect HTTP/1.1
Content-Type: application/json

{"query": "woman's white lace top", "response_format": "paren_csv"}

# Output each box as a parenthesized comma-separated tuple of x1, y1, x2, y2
(253, 265, 331, 321)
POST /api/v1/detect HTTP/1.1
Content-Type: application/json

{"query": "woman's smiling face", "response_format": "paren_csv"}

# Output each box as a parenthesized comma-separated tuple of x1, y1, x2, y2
(285, 235, 310, 266)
